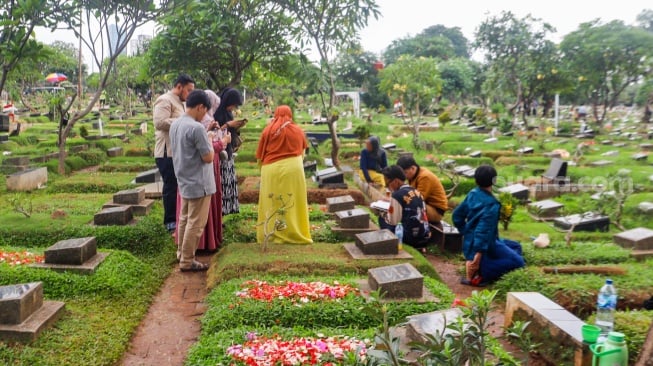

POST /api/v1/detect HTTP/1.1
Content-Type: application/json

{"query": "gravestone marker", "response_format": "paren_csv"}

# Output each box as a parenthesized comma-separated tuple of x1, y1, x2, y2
(542, 158, 567, 184)
(440, 221, 462, 253)
(517, 147, 534, 154)
(406, 308, 465, 343)
(6, 167, 48, 191)
(499, 183, 529, 201)
(0, 134, 9, 143)
(0, 282, 65, 342)
(543, 151, 562, 159)
(553, 213, 609, 232)
(93, 206, 133, 226)
(44, 237, 96, 265)
(469, 150, 482, 158)
(398, 151, 413, 159)
(461, 168, 476, 178)
(0, 283, 43, 325)
(589, 160, 613, 167)
(326, 195, 355, 213)
(303, 160, 317, 172)
(601, 140, 612, 145)
(453, 165, 474, 175)
(134, 168, 160, 183)
(591, 191, 615, 200)
(382, 143, 396, 150)
(601, 150, 618, 157)
(106, 147, 123, 157)
(613, 142, 627, 148)
(113, 188, 145, 205)
(318, 171, 345, 185)
(528, 199, 563, 218)
(443, 159, 456, 167)
(613, 228, 653, 250)
(355, 229, 398, 255)
(368, 263, 423, 298)
(638, 202, 653, 215)
(483, 137, 498, 143)
(335, 208, 369, 229)
(632, 152, 648, 161)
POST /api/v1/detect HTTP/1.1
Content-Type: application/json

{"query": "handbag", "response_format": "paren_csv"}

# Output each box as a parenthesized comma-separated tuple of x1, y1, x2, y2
(232, 133, 243, 152)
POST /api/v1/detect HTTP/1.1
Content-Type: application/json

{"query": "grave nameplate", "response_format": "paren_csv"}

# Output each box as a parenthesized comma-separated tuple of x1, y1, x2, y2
(613, 228, 653, 251)
(638, 202, 653, 215)
(0, 283, 43, 325)
(303, 160, 317, 172)
(469, 150, 482, 158)
(601, 150, 619, 157)
(542, 152, 562, 159)
(443, 159, 456, 167)
(589, 160, 613, 167)
(601, 140, 613, 145)
(499, 183, 529, 201)
(461, 169, 476, 178)
(0, 114, 9, 132)
(553, 213, 609, 232)
(44, 237, 97, 265)
(113, 188, 145, 205)
(503, 131, 514, 137)
(440, 222, 462, 252)
(326, 195, 356, 213)
(315, 167, 338, 179)
(368, 263, 424, 298)
(542, 158, 567, 184)
(483, 137, 498, 143)
(406, 308, 465, 343)
(318, 171, 344, 185)
(335, 208, 369, 229)
(632, 153, 648, 161)
(517, 147, 534, 154)
(355, 229, 398, 255)
(107, 147, 123, 157)
(382, 143, 396, 150)
(134, 168, 160, 183)
(613, 143, 627, 148)
(453, 165, 474, 175)
(93, 206, 133, 226)
(398, 151, 413, 159)
(528, 199, 563, 218)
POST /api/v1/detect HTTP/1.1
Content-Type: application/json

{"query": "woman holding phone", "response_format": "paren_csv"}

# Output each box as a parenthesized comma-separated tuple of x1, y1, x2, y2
(214, 87, 244, 216)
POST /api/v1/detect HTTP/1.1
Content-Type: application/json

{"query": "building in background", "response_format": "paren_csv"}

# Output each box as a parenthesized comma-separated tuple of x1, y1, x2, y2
(108, 24, 127, 56)
(129, 34, 152, 56)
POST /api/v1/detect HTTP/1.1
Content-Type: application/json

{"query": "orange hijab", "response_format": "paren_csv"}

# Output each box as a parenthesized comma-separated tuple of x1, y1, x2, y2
(256, 105, 307, 165)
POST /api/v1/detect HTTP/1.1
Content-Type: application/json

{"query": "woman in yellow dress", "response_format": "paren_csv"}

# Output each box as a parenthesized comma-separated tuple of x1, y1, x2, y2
(255, 105, 313, 244)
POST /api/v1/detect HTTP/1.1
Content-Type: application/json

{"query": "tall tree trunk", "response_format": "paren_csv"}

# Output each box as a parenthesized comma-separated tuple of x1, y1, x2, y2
(0, 69, 9, 101)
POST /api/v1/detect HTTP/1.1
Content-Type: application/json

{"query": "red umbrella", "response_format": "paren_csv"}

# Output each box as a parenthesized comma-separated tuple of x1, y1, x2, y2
(45, 73, 68, 83)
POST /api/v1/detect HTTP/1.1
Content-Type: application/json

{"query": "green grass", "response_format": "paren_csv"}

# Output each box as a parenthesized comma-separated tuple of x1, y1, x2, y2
(207, 242, 439, 289)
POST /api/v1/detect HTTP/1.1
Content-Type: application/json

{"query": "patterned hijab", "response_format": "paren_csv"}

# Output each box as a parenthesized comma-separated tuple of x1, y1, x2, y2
(201, 90, 221, 127)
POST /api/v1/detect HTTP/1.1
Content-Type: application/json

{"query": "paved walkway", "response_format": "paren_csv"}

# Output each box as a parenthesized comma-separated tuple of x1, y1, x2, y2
(121, 253, 212, 366)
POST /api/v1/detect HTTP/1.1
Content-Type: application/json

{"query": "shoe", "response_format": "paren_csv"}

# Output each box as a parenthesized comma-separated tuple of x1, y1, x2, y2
(180, 261, 209, 272)
(460, 276, 487, 287)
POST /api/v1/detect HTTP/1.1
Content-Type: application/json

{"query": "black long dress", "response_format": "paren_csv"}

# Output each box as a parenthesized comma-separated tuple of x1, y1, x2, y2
(214, 88, 243, 215)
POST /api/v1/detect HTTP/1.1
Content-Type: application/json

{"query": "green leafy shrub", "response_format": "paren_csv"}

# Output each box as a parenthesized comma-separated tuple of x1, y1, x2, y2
(438, 110, 452, 124)
(483, 150, 516, 161)
(522, 242, 631, 266)
(65, 155, 90, 171)
(79, 125, 89, 138)
(44, 159, 70, 174)
(125, 148, 150, 157)
(78, 148, 108, 166)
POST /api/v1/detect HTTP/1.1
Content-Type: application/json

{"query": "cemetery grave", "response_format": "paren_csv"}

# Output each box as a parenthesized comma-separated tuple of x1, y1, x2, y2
(1, 93, 653, 366)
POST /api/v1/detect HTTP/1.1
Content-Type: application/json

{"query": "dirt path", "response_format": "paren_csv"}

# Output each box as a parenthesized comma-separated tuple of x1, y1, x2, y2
(121, 252, 213, 366)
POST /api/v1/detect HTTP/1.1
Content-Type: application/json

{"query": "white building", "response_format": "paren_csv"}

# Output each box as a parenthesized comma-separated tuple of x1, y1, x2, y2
(129, 34, 152, 56)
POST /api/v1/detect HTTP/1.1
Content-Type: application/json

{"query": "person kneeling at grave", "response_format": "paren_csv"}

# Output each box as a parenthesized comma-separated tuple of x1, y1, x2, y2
(358, 136, 388, 188)
(377, 166, 431, 249)
(452, 165, 525, 286)
(396, 156, 448, 225)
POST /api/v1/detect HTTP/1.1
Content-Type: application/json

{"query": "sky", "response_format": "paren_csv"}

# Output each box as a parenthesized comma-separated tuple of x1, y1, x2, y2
(35, 0, 650, 69)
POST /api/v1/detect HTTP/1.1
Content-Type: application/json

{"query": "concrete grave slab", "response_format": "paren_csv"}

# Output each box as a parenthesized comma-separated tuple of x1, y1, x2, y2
(368, 263, 424, 299)
(335, 208, 370, 229)
(93, 206, 133, 226)
(553, 213, 610, 232)
(6, 167, 47, 191)
(326, 195, 356, 213)
(113, 188, 145, 205)
(102, 199, 155, 216)
(499, 183, 530, 201)
(613, 227, 653, 250)
(134, 168, 160, 184)
(355, 229, 398, 255)
(44, 237, 96, 265)
(406, 308, 464, 343)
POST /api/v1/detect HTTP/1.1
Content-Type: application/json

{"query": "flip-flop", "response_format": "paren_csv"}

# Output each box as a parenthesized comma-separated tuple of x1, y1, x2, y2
(180, 261, 209, 272)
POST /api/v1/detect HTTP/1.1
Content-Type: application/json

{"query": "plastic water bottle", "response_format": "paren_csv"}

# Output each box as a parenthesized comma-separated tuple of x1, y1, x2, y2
(596, 279, 617, 336)
(395, 223, 403, 251)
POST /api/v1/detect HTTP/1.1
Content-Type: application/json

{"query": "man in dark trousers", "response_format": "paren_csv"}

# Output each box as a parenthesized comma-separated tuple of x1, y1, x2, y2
(153, 74, 195, 234)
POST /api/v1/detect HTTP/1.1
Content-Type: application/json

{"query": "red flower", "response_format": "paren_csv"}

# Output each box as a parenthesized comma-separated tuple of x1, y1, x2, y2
(0, 251, 44, 266)
(236, 280, 358, 303)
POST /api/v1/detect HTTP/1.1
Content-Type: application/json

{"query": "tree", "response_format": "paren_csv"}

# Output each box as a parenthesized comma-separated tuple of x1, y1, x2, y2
(438, 58, 477, 103)
(275, 0, 380, 167)
(475, 11, 555, 118)
(0, 0, 75, 97)
(560, 20, 653, 123)
(636, 9, 653, 33)
(148, 0, 292, 89)
(379, 56, 442, 149)
(383, 25, 469, 65)
(56, 0, 176, 174)
(333, 43, 389, 108)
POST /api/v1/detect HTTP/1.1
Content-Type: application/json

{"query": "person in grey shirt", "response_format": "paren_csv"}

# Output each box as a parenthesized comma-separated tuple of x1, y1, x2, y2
(169, 90, 216, 272)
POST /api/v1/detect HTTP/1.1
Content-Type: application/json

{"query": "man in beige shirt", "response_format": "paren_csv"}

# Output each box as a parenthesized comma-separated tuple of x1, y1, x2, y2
(153, 74, 195, 234)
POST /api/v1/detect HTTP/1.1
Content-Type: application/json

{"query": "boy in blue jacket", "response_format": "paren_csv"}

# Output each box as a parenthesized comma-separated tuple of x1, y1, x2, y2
(452, 165, 525, 286)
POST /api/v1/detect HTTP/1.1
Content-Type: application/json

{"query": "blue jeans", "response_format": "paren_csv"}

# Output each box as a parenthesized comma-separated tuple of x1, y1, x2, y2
(479, 239, 525, 283)
(155, 157, 177, 228)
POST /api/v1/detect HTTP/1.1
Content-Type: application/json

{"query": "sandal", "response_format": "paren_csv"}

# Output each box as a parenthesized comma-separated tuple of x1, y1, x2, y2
(180, 261, 209, 272)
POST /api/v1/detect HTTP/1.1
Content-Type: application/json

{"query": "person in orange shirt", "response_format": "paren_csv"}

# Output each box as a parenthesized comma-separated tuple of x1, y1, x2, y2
(255, 105, 313, 244)
(396, 156, 448, 224)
